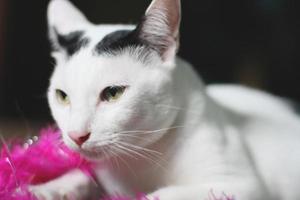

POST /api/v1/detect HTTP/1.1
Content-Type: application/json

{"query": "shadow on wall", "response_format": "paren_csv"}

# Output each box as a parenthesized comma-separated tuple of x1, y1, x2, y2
(0, 0, 299, 121)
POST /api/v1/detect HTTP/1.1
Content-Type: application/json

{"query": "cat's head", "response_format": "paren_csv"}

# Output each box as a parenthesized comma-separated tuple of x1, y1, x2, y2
(47, 0, 181, 159)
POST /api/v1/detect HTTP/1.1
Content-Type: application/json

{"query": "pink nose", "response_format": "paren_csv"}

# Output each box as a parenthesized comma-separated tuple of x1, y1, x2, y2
(68, 131, 91, 146)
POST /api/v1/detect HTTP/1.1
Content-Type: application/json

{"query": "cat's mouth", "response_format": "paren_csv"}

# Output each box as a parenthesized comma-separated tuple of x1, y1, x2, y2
(80, 144, 113, 160)
(79, 149, 107, 160)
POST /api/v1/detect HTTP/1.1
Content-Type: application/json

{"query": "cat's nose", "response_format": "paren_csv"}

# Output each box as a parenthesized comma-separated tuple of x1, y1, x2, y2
(68, 131, 91, 146)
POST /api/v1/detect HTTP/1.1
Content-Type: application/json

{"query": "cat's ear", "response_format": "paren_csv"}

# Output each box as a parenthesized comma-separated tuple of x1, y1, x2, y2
(137, 0, 181, 63)
(47, 0, 91, 61)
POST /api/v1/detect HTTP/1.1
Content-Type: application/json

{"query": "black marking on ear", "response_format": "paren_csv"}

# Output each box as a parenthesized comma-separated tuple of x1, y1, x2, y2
(55, 30, 90, 56)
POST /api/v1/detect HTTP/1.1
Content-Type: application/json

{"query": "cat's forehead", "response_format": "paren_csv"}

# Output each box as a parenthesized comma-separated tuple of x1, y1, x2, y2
(54, 46, 148, 89)
(52, 24, 160, 88)
(55, 24, 144, 59)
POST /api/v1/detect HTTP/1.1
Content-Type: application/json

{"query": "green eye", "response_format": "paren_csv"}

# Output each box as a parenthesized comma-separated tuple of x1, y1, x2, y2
(101, 86, 126, 102)
(55, 89, 70, 105)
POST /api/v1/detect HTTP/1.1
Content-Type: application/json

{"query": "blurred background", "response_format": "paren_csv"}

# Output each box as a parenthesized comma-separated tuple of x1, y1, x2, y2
(0, 0, 299, 137)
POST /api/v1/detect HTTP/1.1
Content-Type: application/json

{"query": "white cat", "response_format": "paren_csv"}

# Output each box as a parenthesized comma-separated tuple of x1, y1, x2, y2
(31, 0, 300, 199)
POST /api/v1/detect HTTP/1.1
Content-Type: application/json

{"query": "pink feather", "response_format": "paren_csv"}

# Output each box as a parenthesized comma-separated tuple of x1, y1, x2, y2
(0, 127, 95, 200)
(0, 128, 234, 200)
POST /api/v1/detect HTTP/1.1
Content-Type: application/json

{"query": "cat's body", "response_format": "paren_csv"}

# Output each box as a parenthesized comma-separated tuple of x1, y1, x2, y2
(95, 59, 300, 200)
(32, 0, 300, 199)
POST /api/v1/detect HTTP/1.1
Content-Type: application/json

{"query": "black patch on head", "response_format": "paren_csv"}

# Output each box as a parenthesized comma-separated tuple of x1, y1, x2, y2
(95, 30, 143, 55)
(94, 28, 155, 63)
(55, 30, 90, 56)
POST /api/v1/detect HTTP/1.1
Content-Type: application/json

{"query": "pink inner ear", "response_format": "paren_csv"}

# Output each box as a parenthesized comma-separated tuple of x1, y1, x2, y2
(146, 0, 181, 38)
(137, 0, 181, 62)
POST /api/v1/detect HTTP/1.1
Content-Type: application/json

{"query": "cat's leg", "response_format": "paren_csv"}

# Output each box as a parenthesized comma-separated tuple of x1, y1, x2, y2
(146, 186, 209, 200)
(96, 167, 133, 196)
(146, 180, 269, 200)
(30, 169, 102, 200)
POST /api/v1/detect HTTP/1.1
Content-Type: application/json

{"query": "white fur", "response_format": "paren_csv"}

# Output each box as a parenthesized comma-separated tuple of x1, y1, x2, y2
(35, 0, 300, 199)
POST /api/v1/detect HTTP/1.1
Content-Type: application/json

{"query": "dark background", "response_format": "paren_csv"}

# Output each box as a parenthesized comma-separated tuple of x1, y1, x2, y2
(0, 0, 299, 123)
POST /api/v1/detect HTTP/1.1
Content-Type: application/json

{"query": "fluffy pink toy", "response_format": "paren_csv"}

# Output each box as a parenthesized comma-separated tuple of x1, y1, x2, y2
(0, 128, 96, 200)
(0, 128, 234, 200)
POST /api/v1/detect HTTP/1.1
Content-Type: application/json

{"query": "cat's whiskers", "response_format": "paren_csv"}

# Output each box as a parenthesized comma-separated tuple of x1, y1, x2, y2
(103, 147, 115, 170)
(109, 145, 138, 178)
(114, 125, 188, 136)
(117, 141, 165, 165)
(113, 143, 141, 160)
(80, 125, 185, 155)
(117, 134, 158, 150)
(85, 138, 115, 148)
(117, 141, 162, 156)
(104, 146, 122, 172)
(87, 126, 189, 170)
(98, 145, 112, 168)
(81, 125, 193, 170)
(115, 141, 167, 171)
(107, 147, 121, 171)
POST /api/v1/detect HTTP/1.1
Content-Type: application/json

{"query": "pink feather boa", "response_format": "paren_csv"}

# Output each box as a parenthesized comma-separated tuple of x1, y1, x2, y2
(0, 128, 234, 200)
(0, 128, 96, 200)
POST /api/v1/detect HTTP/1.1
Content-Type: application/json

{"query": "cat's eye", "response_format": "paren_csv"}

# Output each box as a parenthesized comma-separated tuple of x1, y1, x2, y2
(55, 89, 70, 106)
(101, 86, 126, 102)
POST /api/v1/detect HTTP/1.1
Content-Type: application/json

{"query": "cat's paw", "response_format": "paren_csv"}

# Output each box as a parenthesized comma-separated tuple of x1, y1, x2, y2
(146, 188, 179, 200)
(30, 185, 78, 200)
(146, 186, 208, 200)
(29, 169, 93, 200)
